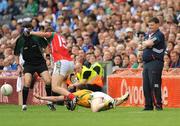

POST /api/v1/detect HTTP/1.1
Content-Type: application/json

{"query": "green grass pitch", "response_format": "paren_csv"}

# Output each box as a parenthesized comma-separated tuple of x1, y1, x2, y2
(0, 105, 180, 126)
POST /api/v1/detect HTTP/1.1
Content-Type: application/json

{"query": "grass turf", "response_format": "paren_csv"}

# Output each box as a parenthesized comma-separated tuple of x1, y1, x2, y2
(0, 105, 180, 126)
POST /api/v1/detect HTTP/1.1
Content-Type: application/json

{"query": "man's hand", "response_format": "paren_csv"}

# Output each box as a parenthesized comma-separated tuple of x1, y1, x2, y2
(142, 41, 147, 49)
(16, 64, 23, 76)
(68, 85, 75, 90)
(23, 28, 31, 36)
(142, 39, 154, 49)
(33, 93, 42, 99)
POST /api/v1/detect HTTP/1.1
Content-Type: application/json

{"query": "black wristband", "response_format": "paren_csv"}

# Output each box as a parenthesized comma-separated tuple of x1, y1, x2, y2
(17, 64, 22, 67)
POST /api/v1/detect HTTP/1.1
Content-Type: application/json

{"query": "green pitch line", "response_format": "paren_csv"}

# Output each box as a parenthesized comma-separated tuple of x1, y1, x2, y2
(0, 105, 180, 126)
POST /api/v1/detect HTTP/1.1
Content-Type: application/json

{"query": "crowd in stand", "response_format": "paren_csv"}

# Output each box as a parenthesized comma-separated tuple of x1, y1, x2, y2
(0, 0, 179, 76)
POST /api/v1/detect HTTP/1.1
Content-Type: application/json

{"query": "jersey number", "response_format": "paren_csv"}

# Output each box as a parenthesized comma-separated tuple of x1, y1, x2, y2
(57, 36, 67, 49)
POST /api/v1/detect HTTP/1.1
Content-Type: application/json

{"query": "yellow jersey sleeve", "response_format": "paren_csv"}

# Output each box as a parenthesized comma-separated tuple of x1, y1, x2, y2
(73, 90, 93, 108)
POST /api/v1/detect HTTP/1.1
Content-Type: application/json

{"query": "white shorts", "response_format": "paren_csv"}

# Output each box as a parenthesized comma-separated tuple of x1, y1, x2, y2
(90, 92, 114, 103)
(53, 60, 74, 76)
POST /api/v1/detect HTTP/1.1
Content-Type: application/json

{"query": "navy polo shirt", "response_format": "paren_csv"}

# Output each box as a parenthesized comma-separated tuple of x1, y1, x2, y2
(142, 29, 166, 63)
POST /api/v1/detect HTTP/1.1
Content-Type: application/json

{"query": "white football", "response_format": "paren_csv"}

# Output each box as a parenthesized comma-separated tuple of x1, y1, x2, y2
(0, 84, 13, 96)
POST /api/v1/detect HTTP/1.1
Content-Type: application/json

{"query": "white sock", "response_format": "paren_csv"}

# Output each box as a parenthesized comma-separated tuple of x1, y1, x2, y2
(22, 105, 27, 108)
(47, 101, 52, 104)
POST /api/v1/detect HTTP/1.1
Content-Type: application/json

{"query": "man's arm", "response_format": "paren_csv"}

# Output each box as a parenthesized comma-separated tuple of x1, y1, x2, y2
(14, 55, 23, 74)
(15, 55, 20, 65)
(30, 31, 52, 38)
(69, 71, 91, 88)
(142, 34, 161, 49)
(34, 93, 64, 102)
(142, 39, 154, 48)
(72, 78, 88, 87)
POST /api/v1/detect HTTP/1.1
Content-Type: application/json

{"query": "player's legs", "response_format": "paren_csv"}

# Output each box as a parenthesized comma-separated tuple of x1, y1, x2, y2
(90, 92, 114, 112)
(52, 60, 74, 96)
(51, 74, 71, 96)
(114, 91, 129, 106)
(37, 63, 52, 96)
(40, 70, 56, 111)
(22, 73, 32, 111)
(40, 70, 52, 96)
(91, 97, 105, 112)
(52, 60, 77, 110)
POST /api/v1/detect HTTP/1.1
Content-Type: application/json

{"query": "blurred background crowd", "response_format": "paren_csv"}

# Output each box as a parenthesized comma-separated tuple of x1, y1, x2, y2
(0, 0, 179, 76)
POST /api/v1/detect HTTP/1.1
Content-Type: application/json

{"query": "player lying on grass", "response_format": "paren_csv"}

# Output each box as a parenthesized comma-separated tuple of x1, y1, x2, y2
(34, 89, 129, 112)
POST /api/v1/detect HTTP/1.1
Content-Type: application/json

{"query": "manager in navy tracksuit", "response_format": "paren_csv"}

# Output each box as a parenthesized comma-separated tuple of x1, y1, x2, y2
(142, 17, 166, 111)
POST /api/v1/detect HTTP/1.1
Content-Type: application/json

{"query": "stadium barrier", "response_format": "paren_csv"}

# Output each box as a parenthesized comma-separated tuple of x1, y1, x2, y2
(1, 69, 180, 108)
(108, 68, 180, 108)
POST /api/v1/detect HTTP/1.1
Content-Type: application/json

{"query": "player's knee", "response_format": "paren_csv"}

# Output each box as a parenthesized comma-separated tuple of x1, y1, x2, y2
(24, 83, 31, 87)
(44, 80, 51, 85)
(24, 79, 31, 87)
(43, 77, 51, 84)
(52, 85, 58, 93)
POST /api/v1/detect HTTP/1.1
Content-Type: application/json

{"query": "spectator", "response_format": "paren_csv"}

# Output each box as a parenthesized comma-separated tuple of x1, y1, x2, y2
(86, 23, 99, 46)
(82, 32, 93, 53)
(129, 53, 138, 68)
(3, 54, 17, 71)
(55, 15, 64, 32)
(168, 33, 176, 44)
(70, 62, 103, 92)
(89, 53, 104, 77)
(0, 0, 8, 15)
(175, 33, 180, 45)
(43, 7, 56, 27)
(9, 19, 17, 30)
(163, 54, 171, 70)
(112, 55, 122, 69)
(125, 46, 134, 56)
(166, 41, 174, 53)
(170, 51, 180, 68)
(73, 27, 82, 39)
(8, 30, 20, 48)
(76, 49, 86, 64)
(136, 50, 143, 69)
(83, 0, 97, 15)
(103, 50, 112, 62)
(94, 47, 103, 61)
(83, 52, 92, 68)
(122, 54, 130, 68)
(114, 21, 121, 39)
(24, 0, 39, 16)
(71, 45, 80, 56)
(46, 0, 57, 14)
(70, 15, 80, 31)
(0, 52, 4, 69)
(55, 1, 63, 18)
(2, 24, 11, 35)
(4, 0, 20, 17)
(97, 20, 106, 33)
(173, 45, 180, 54)
(31, 18, 40, 31)
(75, 36, 84, 47)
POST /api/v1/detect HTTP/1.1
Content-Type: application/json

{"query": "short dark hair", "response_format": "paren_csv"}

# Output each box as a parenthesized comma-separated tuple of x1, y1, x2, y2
(45, 26, 54, 32)
(22, 22, 32, 28)
(148, 17, 160, 24)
